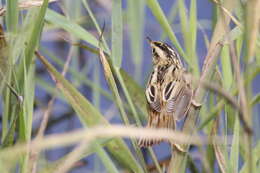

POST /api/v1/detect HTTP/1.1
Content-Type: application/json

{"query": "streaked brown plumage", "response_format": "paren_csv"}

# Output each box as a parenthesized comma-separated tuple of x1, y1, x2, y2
(138, 38, 193, 148)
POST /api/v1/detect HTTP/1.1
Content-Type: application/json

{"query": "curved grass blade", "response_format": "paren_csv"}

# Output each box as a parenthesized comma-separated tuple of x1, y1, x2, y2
(81, 0, 110, 54)
(39, 47, 113, 101)
(36, 51, 144, 173)
(45, 9, 101, 52)
(98, 45, 147, 172)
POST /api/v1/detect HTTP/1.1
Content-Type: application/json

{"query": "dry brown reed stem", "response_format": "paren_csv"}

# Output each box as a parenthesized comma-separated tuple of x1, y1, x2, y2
(212, 116, 227, 173)
(229, 34, 253, 173)
(55, 140, 90, 173)
(30, 49, 73, 173)
(0, 125, 232, 158)
(168, 40, 224, 173)
(199, 80, 252, 134)
(224, 1, 254, 172)
(0, 0, 59, 16)
(167, 1, 237, 172)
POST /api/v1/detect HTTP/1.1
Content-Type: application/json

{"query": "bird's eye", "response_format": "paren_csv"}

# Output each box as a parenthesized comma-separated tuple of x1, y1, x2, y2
(152, 48, 155, 53)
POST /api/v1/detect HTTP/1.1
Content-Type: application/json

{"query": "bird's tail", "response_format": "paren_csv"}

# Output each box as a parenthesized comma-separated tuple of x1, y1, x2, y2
(138, 111, 175, 147)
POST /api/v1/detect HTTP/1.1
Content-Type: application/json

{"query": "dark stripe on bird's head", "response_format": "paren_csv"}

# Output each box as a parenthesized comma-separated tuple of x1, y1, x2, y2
(146, 38, 182, 67)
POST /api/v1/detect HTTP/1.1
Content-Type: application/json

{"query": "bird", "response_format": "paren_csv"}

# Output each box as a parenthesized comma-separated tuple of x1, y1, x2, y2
(138, 37, 198, 150)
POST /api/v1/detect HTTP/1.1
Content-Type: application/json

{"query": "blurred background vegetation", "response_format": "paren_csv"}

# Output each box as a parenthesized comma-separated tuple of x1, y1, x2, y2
(0, 0, 259, 173)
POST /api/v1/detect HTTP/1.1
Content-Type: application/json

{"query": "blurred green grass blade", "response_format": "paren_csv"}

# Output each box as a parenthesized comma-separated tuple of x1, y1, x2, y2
(120, 69, 147, 119)
(12, 1, 49, 170)
(240, 141, 260, 173)
(19, 0, 49, 74)
(243, 2, 259, 173)
(36, 54, 102, 125)
(45, 9, 99, 50)
(255, 44, 260, 65)
(36, 78, 65, 101)
(80, 1, 144, 134)
(71, 42, 146, 121)
(250, 93, 260, 106)
(178, 0, 188, 51)
(208, 0, 234, 51)
(1, 110, 18, 147)
(6, 0, 18, 32)
(127, 0, 145, 81)
(111, 0, 123, 68)
(229, 115, 240, 173)
(82, 0, 110, 54)
(244, 0, 260, 61)
(99, 48, 129, 125)
(2, 0, 17, 146)
(213, 119, 228, 173)
(63, 0, 81, 19)
(40, 138, 114, 172)
(168, 1, 235, 170)
(115, 70, 141, 125)
(56, 140, 121, 173)
(206, 141, 215, 171)
(36, 52, 143, 173)
(228, 26, 242, 44)
(95, 144, 120, 173)
(178, 0, 199, 75)
(147, 147, 163, 173)
(20, 65, 36, 172)
(189, 0, 199, 75)
(114, 70, 148, 171)
(0, 24, 8, 89)
(146, 0, 187, 62)
(39, 46, 113, 101)
(190, 0, 197, 55)
(160, 1, 178, 41)
(22, 66, 35, 140)
(93, 59, 101, 108)
(221, 44, 234, 134)
(119, 68, 161, 173)
(99, 48, 147, 171)
(221, 45, 233, 88)
(0, 163, 7, 172)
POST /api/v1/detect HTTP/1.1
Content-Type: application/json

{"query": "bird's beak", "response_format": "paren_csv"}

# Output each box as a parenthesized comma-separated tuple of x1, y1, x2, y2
(146, 36, 152, 44)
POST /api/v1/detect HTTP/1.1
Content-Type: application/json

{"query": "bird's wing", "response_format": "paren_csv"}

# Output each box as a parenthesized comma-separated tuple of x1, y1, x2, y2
(162, 70, 192, 120)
